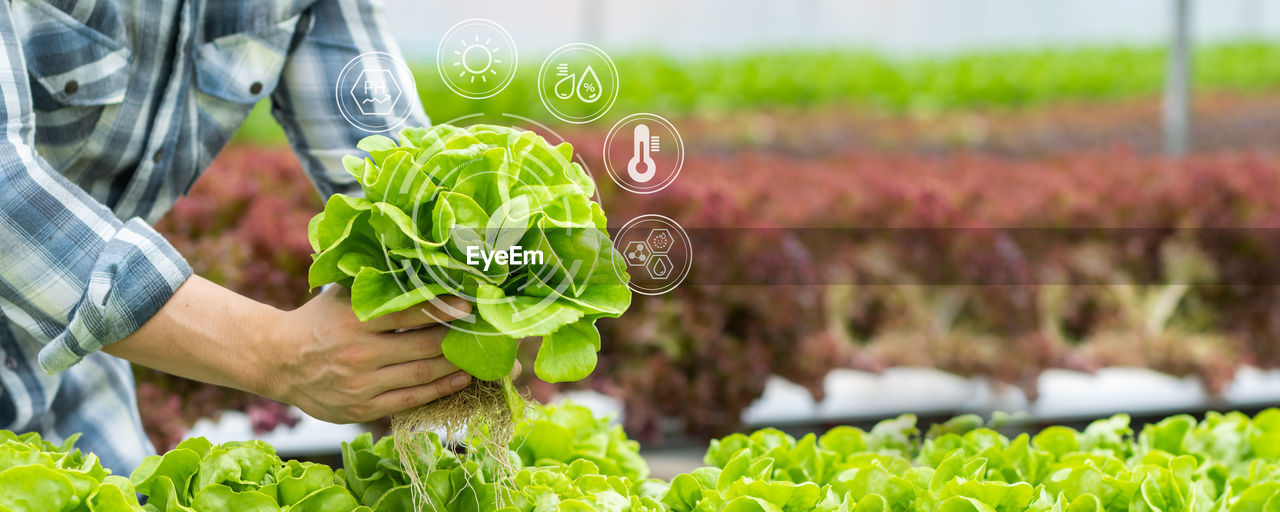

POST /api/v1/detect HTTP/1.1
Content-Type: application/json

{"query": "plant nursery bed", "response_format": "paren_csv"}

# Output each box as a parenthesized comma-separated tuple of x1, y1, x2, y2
(186, 365, 1280, 472)
(9, 401, 1280, 511)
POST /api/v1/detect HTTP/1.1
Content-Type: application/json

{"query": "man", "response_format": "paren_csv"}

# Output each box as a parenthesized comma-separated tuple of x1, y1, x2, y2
(0, 0, 471, 474)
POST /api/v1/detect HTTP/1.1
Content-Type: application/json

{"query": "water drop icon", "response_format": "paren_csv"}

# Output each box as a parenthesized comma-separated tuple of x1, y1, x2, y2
(578, 65, 601, 103)
(554, 72, 576, 100)
(649, 257, 669, 278)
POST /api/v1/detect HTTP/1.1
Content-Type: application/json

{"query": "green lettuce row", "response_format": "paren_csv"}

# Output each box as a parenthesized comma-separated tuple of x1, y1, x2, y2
(0, 431, 142, 512)
(669, 411, 1280, 512)
(307, 124, 631, 384)
(13, 406, 1280, 512)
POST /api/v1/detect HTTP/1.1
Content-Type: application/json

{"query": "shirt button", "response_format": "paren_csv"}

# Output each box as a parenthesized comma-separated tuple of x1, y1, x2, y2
(152, 149, 165, 163)
(4, 357, 15, 371)
(249, 81, 263, 95)
(64, 80, 79, 95)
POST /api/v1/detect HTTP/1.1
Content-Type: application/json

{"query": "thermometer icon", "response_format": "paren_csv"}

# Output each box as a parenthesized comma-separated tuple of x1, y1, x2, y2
(627, 123, 659, 183)
(604, 113, 682, 194)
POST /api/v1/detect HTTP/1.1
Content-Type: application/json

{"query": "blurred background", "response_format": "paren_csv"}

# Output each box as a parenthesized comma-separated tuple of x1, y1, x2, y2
(148, 0, 1280, 477)
(387, 0, 1280, 54)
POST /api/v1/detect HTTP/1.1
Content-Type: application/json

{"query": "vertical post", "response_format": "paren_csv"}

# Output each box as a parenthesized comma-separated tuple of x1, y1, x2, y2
(582, 0, 603, 44)
(1242, 0, 1261, 38)
(1163, 0, 1192, 156)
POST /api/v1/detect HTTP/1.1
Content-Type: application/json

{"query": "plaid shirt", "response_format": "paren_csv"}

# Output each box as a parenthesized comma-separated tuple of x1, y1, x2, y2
(0, 0, 426, 474)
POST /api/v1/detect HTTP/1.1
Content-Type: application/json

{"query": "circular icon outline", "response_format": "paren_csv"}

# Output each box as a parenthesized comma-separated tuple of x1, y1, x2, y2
(602, 113, 685, 194)
(613, 214, 692, 295)
(436, 18, 519, 100)
(537, 43, 619, 124)
(335, 51, 417, 133)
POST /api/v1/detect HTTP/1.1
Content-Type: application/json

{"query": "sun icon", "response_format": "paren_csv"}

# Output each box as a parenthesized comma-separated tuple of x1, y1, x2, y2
(437, 19, 517, 99)
(452, 35, 502, 84)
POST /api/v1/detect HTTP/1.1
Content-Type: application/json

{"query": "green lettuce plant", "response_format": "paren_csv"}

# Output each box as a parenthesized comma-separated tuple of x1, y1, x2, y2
(129, 437, 363, 511)
(502, 459, 666, 512)
(0, 431, 143, 512)
(336, 401, 663, 512)
(511, 401, 648, 481)
(307, 124, 631, 383)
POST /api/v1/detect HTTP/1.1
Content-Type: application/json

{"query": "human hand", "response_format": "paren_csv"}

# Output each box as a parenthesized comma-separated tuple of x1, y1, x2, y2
(256, 286, 474, 423)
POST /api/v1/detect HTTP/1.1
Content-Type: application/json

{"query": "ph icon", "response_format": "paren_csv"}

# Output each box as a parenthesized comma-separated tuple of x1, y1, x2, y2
(335, 51, 416, 132)
(365, 79, 385, 98)
(351, 69, 400, 116)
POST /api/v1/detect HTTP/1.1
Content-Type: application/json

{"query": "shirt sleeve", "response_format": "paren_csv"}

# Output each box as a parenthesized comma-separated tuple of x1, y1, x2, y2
(269, 0, 431, 199)
(0, 4, 192, 374)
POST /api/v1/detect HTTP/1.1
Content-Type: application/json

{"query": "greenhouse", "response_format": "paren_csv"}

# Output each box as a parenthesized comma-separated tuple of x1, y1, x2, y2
(2, 0, 1280, 510)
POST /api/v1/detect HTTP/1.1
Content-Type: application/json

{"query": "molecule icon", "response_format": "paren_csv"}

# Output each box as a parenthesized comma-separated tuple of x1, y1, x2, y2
(611, 214, 691, 295)
(628, 228, 680, 279)
(624, 240, 651, 267)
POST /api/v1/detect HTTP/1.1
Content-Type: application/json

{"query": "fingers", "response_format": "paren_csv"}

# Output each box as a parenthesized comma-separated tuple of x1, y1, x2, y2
(365, 326, 448, 367)
(369, 371, 472, 417)
(363, 296, 472, 332)
(374, 357, 461, 393)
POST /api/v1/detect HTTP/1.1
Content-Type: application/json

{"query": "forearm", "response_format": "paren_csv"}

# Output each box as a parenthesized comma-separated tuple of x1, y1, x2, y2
(103, 275, 475, 423)
(103, 274, 283, 396)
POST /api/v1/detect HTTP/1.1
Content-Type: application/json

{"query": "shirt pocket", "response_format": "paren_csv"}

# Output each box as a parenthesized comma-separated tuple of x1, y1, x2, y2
(194, 14, 301, 106)
(12, 0, 132, 108)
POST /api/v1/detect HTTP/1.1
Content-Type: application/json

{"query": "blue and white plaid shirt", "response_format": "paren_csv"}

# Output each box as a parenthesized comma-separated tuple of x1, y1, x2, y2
(0, 0, 427, 474)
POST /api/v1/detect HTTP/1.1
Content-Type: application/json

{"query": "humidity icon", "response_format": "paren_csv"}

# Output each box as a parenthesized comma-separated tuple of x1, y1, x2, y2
(538, 43, 618, 123)
(553, 63, 602, 103)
